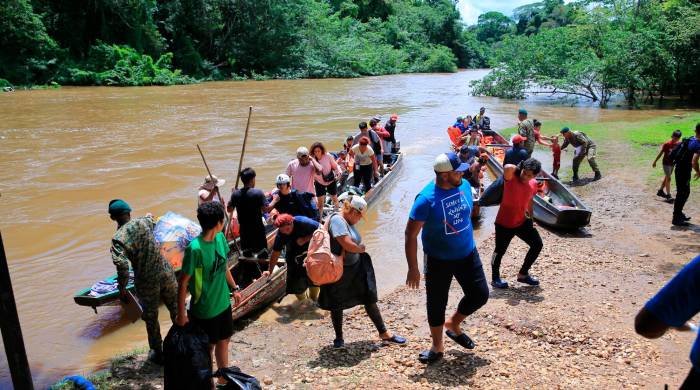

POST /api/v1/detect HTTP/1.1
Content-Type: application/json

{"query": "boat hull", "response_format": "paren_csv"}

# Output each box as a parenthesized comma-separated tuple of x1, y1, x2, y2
(481, 130, 592, 230)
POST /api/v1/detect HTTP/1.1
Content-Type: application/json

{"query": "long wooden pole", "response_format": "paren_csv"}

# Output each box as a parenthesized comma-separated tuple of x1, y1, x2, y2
(197, 144, 225, 205)
(234, 106, 253, 189)
(0, 231, 34, 390)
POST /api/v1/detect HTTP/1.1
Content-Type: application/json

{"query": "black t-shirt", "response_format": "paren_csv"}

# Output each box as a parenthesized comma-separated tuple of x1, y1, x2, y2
(272, 216, 320, 251)
(384, 120, 397, 143)
(273, 190, 317, 219)
(229, 187, 267, 228)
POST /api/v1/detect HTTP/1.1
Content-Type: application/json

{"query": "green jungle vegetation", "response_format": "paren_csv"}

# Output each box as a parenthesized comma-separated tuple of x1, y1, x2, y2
(1, 0, 484, 87)
(470, 0, 700, 107)
(2, 0, 698, 110)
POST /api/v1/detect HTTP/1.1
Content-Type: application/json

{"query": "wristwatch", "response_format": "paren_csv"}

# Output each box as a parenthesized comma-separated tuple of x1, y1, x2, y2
(232, 286, 241, 292)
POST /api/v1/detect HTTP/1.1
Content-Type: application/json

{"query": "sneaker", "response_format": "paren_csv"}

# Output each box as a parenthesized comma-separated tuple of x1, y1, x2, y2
(663, 193, 673, 200)
(657, 190, 667, 197)
(147, 349, 164, 365)
(682, 214, 692, 221)
(491, 279, 509, 289)
(593, 172, 602, 181)
(572, 175, 580, 183)
(333, 338, 345, 349)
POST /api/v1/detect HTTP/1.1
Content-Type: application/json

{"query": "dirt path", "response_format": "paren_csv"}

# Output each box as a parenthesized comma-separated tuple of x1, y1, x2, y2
(99, 139, 698, 389)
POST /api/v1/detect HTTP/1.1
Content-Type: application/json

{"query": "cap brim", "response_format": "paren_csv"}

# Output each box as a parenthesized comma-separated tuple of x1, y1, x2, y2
(455, 162, 470, 172)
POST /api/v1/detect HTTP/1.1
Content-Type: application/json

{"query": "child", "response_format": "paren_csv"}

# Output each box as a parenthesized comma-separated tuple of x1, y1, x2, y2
(551, 136, 561, 179)
(652, 129, 682, 199)
(177, 201, 242, 385)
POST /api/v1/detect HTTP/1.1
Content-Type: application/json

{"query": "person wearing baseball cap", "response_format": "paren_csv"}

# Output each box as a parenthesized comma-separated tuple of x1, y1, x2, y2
(405, 152, 488, 364)
(319, 195, 406, 349)
(504, 135, 529, 166)
(384, 113, 400, 157)
(560, 126, 602, 183)
(286, 146, 323, 195)
(267, 173, 318, 220)
(517, 108, 536, 157)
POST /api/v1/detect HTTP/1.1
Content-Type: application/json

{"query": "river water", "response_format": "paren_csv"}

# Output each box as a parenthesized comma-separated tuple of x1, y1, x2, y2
(0, 70, 684, 388)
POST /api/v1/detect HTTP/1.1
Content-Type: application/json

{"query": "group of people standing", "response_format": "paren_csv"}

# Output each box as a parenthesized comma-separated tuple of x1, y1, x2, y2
(651, 123, 700, 226)
(105, 115, 402, 378)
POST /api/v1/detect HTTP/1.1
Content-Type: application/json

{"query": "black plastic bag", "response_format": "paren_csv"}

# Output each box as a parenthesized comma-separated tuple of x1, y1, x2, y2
(163, 323, 212, 390)
(478, 175, 504, 207)
(213, 366, 262, 390)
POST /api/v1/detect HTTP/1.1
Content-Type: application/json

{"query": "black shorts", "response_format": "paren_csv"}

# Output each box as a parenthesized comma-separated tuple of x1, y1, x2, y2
(189, 305, 234, 344)
(314, 180, 338, 196)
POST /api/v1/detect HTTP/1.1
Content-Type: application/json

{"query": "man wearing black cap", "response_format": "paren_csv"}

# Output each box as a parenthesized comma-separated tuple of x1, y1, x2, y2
(560, 127, 602, 182)
(108, 199, 178, 364)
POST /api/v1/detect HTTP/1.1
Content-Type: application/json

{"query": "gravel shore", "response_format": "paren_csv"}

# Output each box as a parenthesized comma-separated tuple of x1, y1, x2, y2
(86, 141, 698, 389)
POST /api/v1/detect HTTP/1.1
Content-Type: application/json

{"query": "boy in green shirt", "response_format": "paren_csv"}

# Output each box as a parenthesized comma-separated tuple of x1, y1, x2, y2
(177, 201, 242, 381)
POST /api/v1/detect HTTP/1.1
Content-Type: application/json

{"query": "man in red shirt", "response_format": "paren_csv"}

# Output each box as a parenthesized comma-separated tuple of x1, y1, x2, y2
(652, 129, 682, 199)
(490, 158, 543, 289)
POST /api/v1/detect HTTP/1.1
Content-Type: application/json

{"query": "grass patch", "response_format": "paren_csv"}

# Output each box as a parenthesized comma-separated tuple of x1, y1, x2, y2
(502, 113, 700, 186)
(50, 346, 147, 390)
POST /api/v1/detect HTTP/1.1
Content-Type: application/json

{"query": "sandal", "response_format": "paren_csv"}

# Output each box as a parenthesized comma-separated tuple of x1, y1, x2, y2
(445, 329, 475, 350)
(418, 350, 443, 364)
(381, 335, 407, 344)
(517, 275, 540, 286)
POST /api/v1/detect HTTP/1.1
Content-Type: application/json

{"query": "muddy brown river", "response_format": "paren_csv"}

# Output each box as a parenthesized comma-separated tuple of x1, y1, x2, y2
(0, 70, 683, 388)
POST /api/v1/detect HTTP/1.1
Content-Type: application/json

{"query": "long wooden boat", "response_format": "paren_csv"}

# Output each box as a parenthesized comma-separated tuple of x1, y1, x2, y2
(73, 227, 285, 316)
(326, 151, 404, 214)
(481, 129, 592, 229)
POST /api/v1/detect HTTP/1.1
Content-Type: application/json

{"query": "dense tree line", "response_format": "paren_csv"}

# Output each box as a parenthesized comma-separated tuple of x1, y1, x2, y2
(469, 0, 700, 107)
(1, 0, 491, 87)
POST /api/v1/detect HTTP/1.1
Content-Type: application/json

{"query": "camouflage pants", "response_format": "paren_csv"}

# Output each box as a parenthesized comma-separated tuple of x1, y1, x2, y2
(572, 145, 600, 175)
(135, 271, 178, 352)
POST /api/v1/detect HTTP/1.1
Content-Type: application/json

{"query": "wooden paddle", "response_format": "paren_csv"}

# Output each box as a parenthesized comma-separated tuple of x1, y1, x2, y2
(225, 107, 253, 255)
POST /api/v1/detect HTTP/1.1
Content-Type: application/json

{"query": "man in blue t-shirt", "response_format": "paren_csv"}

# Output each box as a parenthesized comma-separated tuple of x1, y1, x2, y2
(405, 152, 489, 364)
(636, 255, 700, 388)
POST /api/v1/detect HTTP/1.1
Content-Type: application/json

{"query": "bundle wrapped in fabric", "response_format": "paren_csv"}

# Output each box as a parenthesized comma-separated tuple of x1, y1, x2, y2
(155, 212, 202, 269)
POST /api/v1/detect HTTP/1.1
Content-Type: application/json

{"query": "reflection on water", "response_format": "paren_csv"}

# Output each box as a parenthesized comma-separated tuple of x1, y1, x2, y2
(0, 70, 691, 387)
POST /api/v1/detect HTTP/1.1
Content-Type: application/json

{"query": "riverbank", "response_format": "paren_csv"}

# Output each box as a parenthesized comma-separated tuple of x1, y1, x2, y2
(54, 113, 700, 389)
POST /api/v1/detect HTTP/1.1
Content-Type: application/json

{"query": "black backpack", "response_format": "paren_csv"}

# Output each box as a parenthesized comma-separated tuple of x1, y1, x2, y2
(669, 138, 692, 166)
(478, 175, 504, 207)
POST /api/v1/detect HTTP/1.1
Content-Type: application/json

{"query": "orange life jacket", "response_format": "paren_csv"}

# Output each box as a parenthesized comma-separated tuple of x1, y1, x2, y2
(447, 126, 464, 149)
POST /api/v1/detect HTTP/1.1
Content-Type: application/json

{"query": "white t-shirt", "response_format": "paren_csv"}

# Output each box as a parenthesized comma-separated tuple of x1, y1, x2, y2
(351, 144, 375, 166)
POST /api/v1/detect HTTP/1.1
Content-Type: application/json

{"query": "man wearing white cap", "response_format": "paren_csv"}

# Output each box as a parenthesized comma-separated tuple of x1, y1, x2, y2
(286, 146, 323, 195)
(198, 175, 226, 205)
(405, 152, 489, 364)
(267, 174, 318, 220)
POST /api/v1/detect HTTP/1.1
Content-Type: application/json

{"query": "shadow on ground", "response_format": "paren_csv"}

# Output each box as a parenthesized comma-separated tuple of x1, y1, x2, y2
(307, 340, 380, 369)
(410, 350, 490, 386)
(489, 285, 544, 306)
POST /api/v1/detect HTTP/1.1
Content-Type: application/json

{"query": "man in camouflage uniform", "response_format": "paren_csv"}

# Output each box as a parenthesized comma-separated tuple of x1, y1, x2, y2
(560, 127, 602, 182)
(517, 108, 536, 157)
(108, 199, 177, 364)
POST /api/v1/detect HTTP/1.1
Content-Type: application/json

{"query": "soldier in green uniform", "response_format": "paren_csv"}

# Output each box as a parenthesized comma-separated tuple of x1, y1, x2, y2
(108, 199, 178, 364)
(517, 108, 536, 157)
(560, 127, 602, 182)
